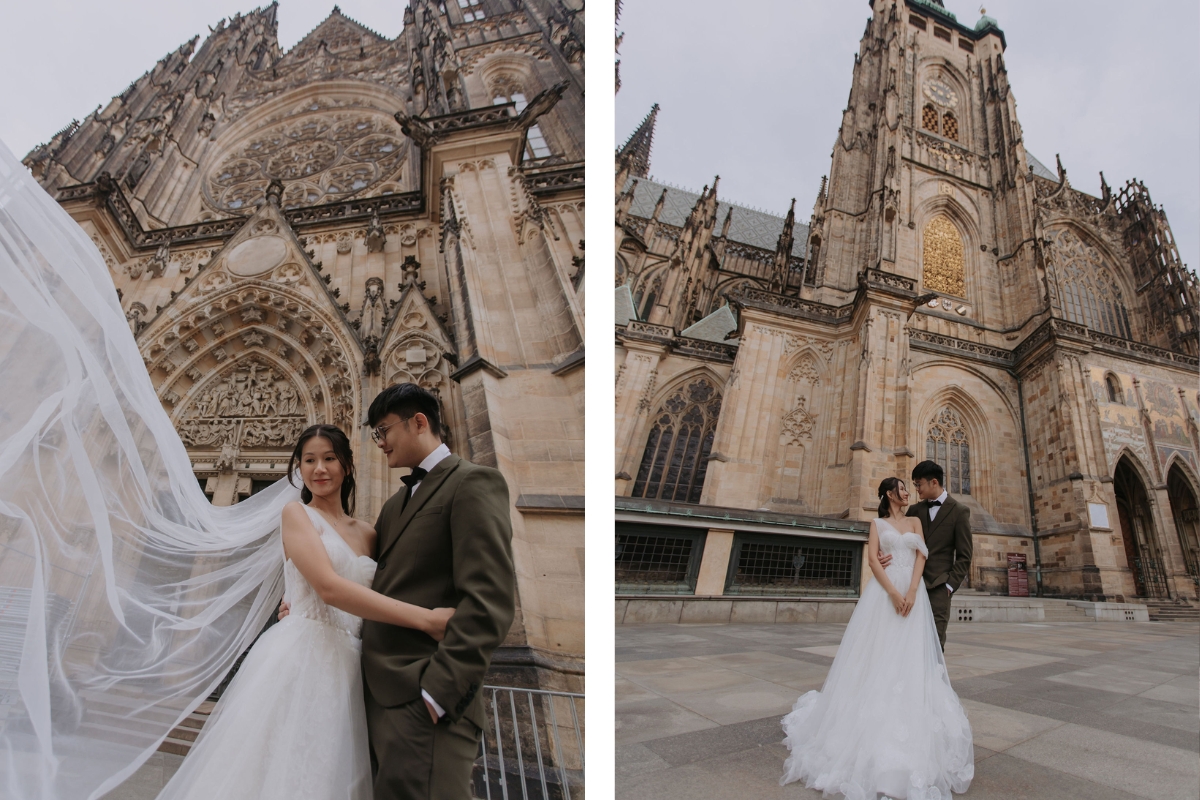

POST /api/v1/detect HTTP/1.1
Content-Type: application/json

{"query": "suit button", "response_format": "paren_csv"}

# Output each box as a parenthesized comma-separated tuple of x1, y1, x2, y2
(377, 559, 386, 570)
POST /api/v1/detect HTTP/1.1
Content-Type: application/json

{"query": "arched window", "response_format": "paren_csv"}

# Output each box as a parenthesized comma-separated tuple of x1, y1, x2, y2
(492, 88, 551, 160)
(457, 0, 484, 21)
(922, 215, 965, 297)
(926, 407, 971, 494)
(1048, 229, 1133, 339)
(942, 112, 958, 141)
(632, 377, 723, 503)
(1105, 373, 1123, 404)
(922, 104, 939, 133)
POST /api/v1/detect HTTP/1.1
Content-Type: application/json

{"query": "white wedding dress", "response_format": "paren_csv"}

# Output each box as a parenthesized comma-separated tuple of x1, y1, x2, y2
(157, 506, 377, 800)
(780, 518, 974, 800)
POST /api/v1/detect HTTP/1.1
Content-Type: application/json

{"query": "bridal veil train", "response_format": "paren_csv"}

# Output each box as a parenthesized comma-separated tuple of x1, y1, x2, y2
(0, 139, 300, 799)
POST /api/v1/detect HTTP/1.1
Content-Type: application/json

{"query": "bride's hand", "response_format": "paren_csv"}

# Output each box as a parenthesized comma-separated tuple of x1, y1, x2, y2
(425, 607, 456, 641)
(902, 591, 917, 617)
(889, 591, 907, 615)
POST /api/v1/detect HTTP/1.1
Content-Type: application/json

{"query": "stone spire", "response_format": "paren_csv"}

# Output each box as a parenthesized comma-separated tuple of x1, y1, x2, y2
(617, 103, 659, 179)
(771, 198, 797, 293)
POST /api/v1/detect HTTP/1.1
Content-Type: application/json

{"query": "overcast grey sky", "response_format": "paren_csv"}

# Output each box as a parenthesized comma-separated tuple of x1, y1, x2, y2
(617, 0, 1200, 274)
(0, 1, 408, 158)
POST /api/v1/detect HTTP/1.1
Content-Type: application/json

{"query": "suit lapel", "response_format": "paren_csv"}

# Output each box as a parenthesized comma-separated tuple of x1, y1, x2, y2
(927, 494, 956, 539)
(378, 454, 461, 562)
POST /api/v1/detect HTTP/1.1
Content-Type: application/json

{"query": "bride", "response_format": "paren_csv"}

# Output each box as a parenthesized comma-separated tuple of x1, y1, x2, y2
(157, 424, 453, 800)
(780, 477, 974, 800)
(0, 139, 451, 799)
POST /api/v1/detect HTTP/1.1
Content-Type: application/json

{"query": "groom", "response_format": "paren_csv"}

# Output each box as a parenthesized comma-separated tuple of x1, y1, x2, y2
(363, 383, 515, 799)
(879, 460, 972, 651)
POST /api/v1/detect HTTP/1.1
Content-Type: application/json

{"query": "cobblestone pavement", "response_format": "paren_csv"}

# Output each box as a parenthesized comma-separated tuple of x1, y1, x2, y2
(616, 621, 1199, 800)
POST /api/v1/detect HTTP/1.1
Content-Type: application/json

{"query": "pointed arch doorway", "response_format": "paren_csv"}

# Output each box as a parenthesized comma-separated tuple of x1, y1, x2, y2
(1167, 465, 1200, 583)
(1113, 457, 1167, 597)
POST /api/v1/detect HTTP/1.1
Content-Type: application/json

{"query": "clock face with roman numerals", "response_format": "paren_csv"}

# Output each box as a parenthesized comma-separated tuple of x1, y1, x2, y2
(924, 79, 958, 108)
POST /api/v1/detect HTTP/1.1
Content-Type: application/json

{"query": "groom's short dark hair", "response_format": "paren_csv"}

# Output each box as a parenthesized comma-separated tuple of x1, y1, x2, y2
(911, 460, 945, 487)
(368, 383, 442, 439)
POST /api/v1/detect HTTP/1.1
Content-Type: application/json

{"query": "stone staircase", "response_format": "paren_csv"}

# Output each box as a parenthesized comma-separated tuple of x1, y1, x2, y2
(157, 700, 215, 756)
(1137, 599, 1200, 622)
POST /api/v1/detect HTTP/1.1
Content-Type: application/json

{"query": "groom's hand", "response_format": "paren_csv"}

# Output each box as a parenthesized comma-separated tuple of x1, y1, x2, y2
(424, 698, 440, 724)
(277, 600, 290, 621)
(878, 552, 892, 568)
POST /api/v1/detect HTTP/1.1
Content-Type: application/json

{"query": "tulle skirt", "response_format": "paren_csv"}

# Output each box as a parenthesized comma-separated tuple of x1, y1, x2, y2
(156, 615, 372, 800)
(780, 567, 974, 800)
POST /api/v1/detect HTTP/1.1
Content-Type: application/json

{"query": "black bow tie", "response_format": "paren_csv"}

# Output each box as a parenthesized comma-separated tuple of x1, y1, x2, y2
(928, 499, 943, 507)
(401, 467, 428, 489)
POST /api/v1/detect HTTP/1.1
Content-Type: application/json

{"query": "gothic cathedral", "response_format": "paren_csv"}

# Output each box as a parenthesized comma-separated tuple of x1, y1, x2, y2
(25, 1, 585, 691)
(615, 0, 1199, 610)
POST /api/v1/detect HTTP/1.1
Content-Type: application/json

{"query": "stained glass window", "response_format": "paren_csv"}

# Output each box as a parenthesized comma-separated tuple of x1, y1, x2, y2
(632, 378, 723, 504)
(926, 407, 971, 495)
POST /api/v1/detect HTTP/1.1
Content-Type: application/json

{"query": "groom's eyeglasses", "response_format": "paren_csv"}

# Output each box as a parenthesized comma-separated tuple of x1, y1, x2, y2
(370, 420, 403, 444)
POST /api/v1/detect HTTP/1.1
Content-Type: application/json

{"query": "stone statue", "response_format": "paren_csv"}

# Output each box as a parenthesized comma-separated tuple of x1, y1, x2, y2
(126, 302, 148, 336)
(366, 210, 387, 253)
(360, 277, 385, 342)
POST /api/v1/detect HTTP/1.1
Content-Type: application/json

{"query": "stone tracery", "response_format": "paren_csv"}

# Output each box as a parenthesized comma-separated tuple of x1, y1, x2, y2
(926, 407, 971, 495)
(205, 108, 408, 214)
(1047, 228, 1132, 339)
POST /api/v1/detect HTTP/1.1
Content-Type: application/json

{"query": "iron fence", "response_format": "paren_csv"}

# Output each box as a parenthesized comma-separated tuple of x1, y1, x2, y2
(474, 686, 584, 800)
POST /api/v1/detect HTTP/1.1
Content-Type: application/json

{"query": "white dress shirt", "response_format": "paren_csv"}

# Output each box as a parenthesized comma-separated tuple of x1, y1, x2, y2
(928, 489, 952, 592)
(408, 442, 451, 496)
(928, 489, 949, 521)
(409, 442, 452, 719)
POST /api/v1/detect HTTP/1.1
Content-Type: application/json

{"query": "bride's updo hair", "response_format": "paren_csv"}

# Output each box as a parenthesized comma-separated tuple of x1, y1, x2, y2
(287, 424, 357, 515)
(877, 477, 904, 518)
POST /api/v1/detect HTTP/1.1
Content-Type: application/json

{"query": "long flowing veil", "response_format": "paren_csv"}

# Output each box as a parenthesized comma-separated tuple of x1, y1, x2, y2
(0, 139, 300, 798)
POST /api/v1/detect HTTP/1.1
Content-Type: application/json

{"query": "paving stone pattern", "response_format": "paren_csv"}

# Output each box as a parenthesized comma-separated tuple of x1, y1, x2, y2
(616, 621, 1200, 800)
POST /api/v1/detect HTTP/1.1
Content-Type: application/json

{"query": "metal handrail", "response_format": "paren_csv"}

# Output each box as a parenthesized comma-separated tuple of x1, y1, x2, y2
(476, 685, 584, 800)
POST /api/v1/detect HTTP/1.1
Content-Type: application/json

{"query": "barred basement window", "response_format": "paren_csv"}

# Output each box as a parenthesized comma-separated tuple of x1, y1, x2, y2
(725, 534, 860, 597)
(942, 112, 959, 141)
(615, 526, 705, 594)
(922, 104, 940, 133)
(926, 407, 971, 495)
(632, 377, 723, 504)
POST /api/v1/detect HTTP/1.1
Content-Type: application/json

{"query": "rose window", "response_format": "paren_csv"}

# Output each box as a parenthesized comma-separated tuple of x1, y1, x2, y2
(206, 111, 407, 213)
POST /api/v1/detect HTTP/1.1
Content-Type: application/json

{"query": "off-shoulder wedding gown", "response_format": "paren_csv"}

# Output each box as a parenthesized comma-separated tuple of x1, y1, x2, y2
(157, 505, 377, 800)
(780, 517, 974, 800)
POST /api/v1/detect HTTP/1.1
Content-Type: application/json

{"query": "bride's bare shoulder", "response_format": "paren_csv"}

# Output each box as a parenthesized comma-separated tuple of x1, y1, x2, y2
(908, 518, 925, 537)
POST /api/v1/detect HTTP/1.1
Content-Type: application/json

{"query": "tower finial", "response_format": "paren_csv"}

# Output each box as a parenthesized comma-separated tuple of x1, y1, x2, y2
(617, 103, 659, 179)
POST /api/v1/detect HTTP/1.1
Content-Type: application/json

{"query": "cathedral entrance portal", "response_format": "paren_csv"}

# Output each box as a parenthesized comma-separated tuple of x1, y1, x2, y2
(1167, 465, 1200, 586)
(1113, 458, 1167, 598)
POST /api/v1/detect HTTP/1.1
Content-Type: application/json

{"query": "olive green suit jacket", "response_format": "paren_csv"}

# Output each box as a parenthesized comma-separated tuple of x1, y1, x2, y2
(362, 454, 515, 730)
(907, 495, 973, 592)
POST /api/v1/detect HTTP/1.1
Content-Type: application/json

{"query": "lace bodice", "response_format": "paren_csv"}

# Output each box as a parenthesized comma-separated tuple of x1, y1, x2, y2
(876, 517, 929, 572)
(284, 505, 377, 638)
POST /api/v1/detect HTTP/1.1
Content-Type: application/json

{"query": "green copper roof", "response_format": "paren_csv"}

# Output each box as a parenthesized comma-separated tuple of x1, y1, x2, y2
(910, 0, 956, 22)
(975, 14, 999, 31)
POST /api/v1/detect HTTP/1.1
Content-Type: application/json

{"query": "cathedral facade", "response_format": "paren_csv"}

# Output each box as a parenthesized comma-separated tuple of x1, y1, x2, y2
(25, 1, 584, 692)
(615, 0, 1199, 612)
